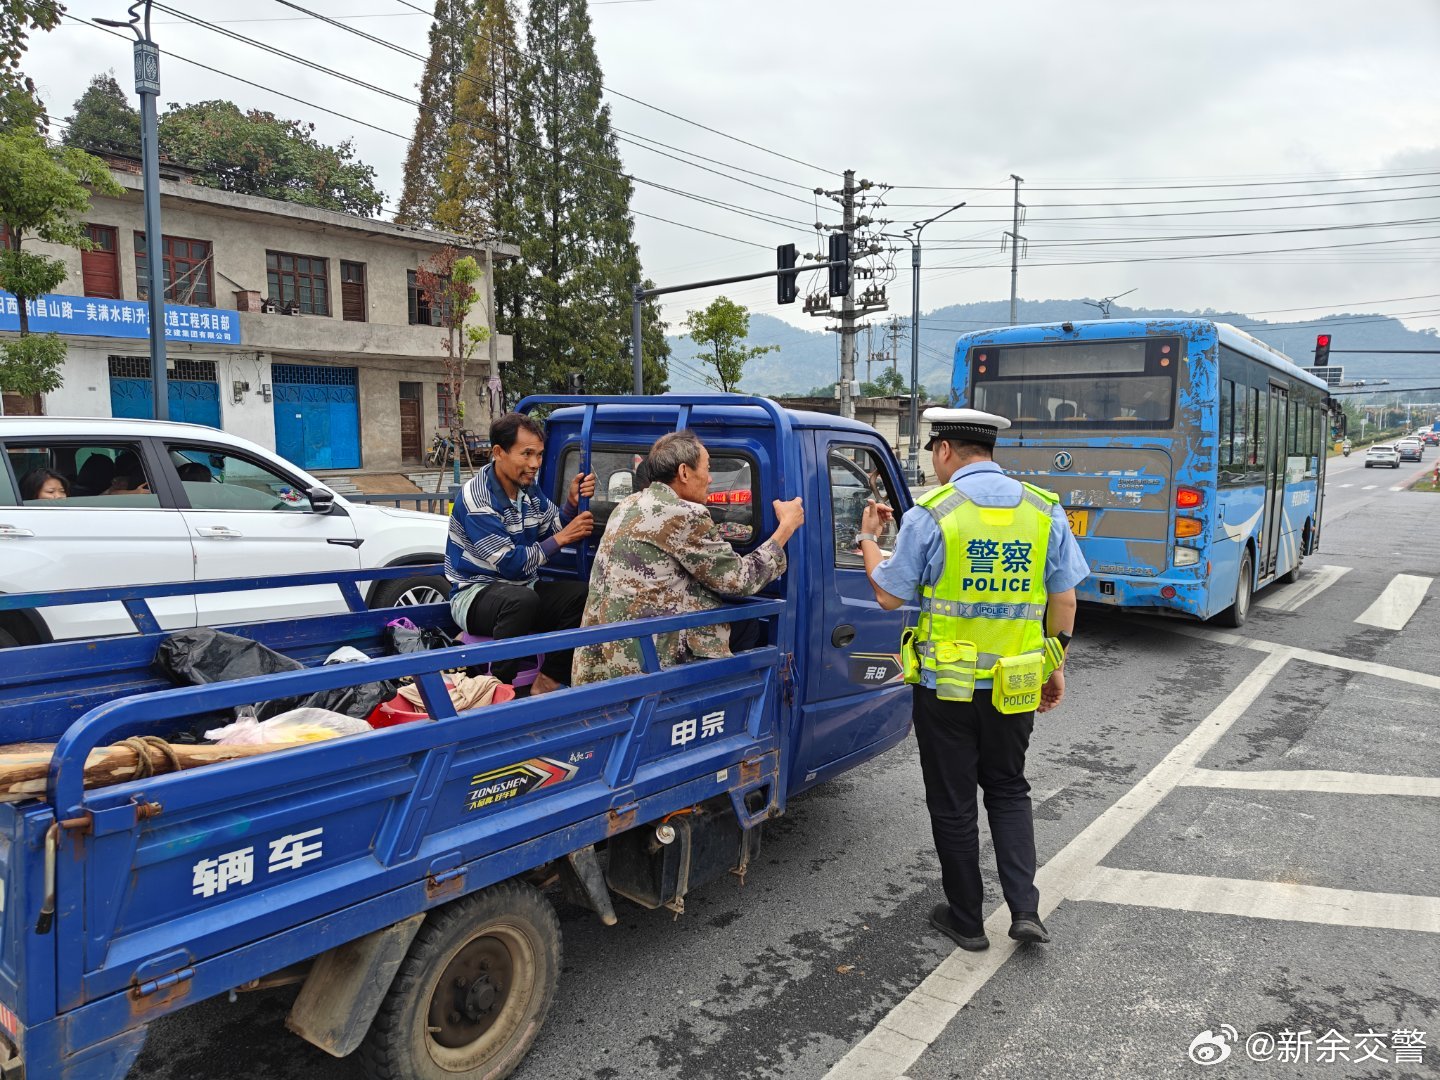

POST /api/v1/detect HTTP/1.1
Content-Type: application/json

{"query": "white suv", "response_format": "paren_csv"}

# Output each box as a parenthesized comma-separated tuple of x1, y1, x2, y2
(0, 417, 449, 646)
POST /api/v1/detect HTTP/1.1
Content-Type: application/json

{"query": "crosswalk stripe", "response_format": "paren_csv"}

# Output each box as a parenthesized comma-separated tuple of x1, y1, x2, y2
(1338, 483, 1353, 488)
(1362, 484, 1378, 490)
(1355, 573, 1434, 631)
(1070, 868, 1440, 935)
(1255, 564, 1351, 612)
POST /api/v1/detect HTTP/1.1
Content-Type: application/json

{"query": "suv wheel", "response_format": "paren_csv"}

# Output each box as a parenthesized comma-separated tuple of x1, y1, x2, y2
(372, 572, 450, 609)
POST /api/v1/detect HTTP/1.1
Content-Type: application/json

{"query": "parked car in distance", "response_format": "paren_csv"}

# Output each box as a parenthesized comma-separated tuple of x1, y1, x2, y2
(1364, 444, 1401, 469)
(0, 416, 448, 646)
(1396, 437, 1424, 462)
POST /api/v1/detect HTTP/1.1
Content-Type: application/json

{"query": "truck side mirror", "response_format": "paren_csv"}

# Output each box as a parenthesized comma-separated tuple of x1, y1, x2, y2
(307, 486, 337, 514)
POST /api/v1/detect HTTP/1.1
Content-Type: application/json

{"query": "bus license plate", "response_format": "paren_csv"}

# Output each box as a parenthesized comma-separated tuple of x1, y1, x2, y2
(1064, 509, 1090, 537)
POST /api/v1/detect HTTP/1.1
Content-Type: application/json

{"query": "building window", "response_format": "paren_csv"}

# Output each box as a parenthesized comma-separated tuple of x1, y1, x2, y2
(340, 260, 366, 322)
(437, 383, 457, 429)
(266, 251, 330, 316)
(0, 226, 14, 250)
(407, 269, 449, 327)
(135, 232, 214, 307)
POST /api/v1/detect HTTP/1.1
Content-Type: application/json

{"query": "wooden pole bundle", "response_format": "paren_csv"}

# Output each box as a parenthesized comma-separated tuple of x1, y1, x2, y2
(0, 739, 309, 804)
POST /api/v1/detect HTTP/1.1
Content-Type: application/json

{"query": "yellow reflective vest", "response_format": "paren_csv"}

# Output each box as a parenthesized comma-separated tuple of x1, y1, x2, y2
(903, 480, 1058, 711)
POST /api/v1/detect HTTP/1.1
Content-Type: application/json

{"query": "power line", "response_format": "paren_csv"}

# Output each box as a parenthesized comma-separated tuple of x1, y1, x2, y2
(389, 0, 835, 176)
(140, 4, 816, 235)
(68, 15, 784, 256)
(891, 169, 1440, 193)
(890, 181, 1440, 212)
(926, 216, 1440, 249)
(258, 0, 824, 213)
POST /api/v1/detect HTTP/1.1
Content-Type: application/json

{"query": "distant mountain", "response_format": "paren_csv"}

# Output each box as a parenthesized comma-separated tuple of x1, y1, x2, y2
(663, 300, 1440, 399)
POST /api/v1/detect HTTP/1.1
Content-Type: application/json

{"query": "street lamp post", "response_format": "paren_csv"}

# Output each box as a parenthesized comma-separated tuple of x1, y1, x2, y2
(97, 1, 167, 420)
(904, 201, 966, 485)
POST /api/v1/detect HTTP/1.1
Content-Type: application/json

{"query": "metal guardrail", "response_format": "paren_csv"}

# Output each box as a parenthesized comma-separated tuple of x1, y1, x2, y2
(344, 489, 460, 514)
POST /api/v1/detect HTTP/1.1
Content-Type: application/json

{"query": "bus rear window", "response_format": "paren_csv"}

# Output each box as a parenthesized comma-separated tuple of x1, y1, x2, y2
(969, 337, 1179, 429)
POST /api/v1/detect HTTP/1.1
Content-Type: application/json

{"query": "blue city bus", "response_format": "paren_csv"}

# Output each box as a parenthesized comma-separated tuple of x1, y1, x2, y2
(950, 319, 1335, 626)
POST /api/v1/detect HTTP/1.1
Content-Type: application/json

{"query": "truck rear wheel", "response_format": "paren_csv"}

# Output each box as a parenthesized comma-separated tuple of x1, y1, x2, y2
(358, 881, 561, 1080)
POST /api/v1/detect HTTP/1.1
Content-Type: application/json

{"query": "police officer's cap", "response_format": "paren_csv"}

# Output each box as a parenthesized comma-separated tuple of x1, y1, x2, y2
(923, 407, 1011, 450)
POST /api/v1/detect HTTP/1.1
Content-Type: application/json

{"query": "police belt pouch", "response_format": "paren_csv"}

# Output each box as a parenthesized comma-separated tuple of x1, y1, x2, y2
(900, 627, 921, 684)
(933, 639, 978, 702)
(993, 653, 1044, 714)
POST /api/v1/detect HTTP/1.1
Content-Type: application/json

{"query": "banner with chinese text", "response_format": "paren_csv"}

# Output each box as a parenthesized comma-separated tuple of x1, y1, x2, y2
(0, 291, 241, 345)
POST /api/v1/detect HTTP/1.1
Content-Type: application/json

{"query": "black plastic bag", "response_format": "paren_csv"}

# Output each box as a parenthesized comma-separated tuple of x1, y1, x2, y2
(155, 627, 394, 722)
(387, 618, 458, 655)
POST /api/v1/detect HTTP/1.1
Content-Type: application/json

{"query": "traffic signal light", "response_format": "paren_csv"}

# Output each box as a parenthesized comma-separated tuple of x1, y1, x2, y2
(776, 243, 798, 305)
(1314, 334, 1332, 366)
(828, 232, 850, 297)
(567, 371, 585, 394)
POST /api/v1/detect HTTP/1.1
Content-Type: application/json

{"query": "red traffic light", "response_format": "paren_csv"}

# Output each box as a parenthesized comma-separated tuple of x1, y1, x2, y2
(1316, 334, 1331, 347)
(1314, 334, 1332, 366)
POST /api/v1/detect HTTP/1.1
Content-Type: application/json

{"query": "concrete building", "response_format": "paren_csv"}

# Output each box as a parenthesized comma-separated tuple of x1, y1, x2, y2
(0, 163, 517, 475)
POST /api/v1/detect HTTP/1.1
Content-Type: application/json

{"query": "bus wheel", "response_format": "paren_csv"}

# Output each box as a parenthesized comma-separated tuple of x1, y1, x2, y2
(1218, 549, 1254, 628)
(358, 881, 561, 1080)
(1280, 528, 1309, 585)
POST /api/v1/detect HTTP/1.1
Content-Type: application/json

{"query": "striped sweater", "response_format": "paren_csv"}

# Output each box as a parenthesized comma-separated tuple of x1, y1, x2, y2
(444, 464, 574, 593)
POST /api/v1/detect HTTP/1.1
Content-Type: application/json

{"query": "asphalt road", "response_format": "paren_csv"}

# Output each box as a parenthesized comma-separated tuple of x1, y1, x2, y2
(127, 465, 1439, 1080)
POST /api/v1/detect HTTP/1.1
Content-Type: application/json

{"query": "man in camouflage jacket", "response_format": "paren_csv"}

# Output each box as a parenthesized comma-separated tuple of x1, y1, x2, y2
(572, 431, 804, 686)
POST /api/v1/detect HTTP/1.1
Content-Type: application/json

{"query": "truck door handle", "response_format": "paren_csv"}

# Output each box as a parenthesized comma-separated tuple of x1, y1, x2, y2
(0, 524, 36, 538)
(196, 525, 243, 540)
(831, 624, 856, 648)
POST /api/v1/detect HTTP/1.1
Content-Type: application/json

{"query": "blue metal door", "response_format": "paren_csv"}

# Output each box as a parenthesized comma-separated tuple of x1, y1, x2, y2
(109, 376, 221, 427)
(271, 364, 360, 470)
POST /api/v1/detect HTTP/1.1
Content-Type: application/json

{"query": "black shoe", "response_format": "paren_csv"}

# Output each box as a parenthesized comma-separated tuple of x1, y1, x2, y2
(1009, 911, 1050, 944)
(929, 903, 989, 951)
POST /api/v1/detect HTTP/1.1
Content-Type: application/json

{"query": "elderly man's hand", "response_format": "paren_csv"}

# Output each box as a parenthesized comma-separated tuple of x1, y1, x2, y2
(568, 471, 597, 507)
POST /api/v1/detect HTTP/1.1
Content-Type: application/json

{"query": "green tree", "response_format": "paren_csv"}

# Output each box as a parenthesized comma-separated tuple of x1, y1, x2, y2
(396, 0, 473, 227)
(0, 0, 63, 132)
(435, 0, 521, 238)
(158, 101, 384, 216)
(504, 0, 668, 396)
(682, 296, 776, 393)
(62, 72, 140, 156)
(415, 248, 491, 488)
(860, 367, 928, 400)
(0, 129, 122, 402)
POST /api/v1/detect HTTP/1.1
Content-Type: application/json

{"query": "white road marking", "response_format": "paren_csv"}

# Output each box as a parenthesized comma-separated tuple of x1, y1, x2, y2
(1337, 483, 1353, 488)
(1255, 564, 1351, 612)
(1180, 767, 1440, 799)
(1355, 573, 1434, 631)
(1389, 485, 1406, 492)
(1070, 867, 1440, 935)
(822, 651, 1293, 1080)
(1362, 484, 1378, 490)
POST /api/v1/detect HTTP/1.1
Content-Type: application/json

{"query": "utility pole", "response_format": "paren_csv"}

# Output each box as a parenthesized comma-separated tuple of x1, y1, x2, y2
(806, 170, 888, 419)
(97, 2, 167, 419)
(838, 170, 858, 419)
(1003, 174, 1026, 326)
(888, 315, 902, 374)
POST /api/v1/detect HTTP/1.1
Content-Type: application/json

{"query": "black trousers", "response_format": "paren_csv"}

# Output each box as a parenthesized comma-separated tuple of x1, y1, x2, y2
(464, 580, 589, 686)
(911, 684, 1039, 937)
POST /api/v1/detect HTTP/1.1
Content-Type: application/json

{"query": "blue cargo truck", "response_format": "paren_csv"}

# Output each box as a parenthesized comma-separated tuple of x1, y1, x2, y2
(0, 396, 918, 1080)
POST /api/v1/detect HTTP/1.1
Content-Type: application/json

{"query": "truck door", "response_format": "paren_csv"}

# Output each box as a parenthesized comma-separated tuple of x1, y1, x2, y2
(794, 432, 912, 789)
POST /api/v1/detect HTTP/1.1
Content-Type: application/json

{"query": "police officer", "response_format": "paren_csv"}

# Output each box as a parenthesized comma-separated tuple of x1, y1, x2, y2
(859, 408, 1089, 951)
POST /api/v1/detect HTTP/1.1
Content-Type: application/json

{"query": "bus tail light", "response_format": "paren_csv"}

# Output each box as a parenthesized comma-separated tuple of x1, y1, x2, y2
(1174, 517, 1202, 539)
(1175, 486, 1203, 509)
(1174, 548, 1200, 567)
(1160, 586, 1177, 599)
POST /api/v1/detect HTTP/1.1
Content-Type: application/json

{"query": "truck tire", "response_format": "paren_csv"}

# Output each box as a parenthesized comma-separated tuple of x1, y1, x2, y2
(0, 625, 19, 650)
(371, 572, 450, 610)
(1216, 548, 1254, 628)
(358, 881, 561, 1080)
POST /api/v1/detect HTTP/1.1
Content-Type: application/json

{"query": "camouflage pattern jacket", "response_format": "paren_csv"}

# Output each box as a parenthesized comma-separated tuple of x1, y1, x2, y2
(572, 482, 786, 686)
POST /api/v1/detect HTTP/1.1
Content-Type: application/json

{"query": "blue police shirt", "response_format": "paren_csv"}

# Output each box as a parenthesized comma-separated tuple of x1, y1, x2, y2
(872, 461, 1090, 689)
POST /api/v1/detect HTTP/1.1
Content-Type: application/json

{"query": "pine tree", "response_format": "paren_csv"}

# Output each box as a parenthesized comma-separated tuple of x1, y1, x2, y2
(62, 73, 141, 157)
(435, 0, 520, 239)
(504, 0, 668, 397)
(396, 0, 475, 227)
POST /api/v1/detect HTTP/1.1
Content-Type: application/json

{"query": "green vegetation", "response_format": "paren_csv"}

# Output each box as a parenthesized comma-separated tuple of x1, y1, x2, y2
(0, 128, 122, 397)
(682, 297, 776, 392)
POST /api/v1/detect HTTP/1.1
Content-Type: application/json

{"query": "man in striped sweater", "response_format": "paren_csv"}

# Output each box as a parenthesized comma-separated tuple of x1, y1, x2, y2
(446, 412, 596, 695)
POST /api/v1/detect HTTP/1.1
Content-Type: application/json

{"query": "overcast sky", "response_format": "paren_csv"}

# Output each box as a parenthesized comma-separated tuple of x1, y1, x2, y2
(25, 0, 1440, 336)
